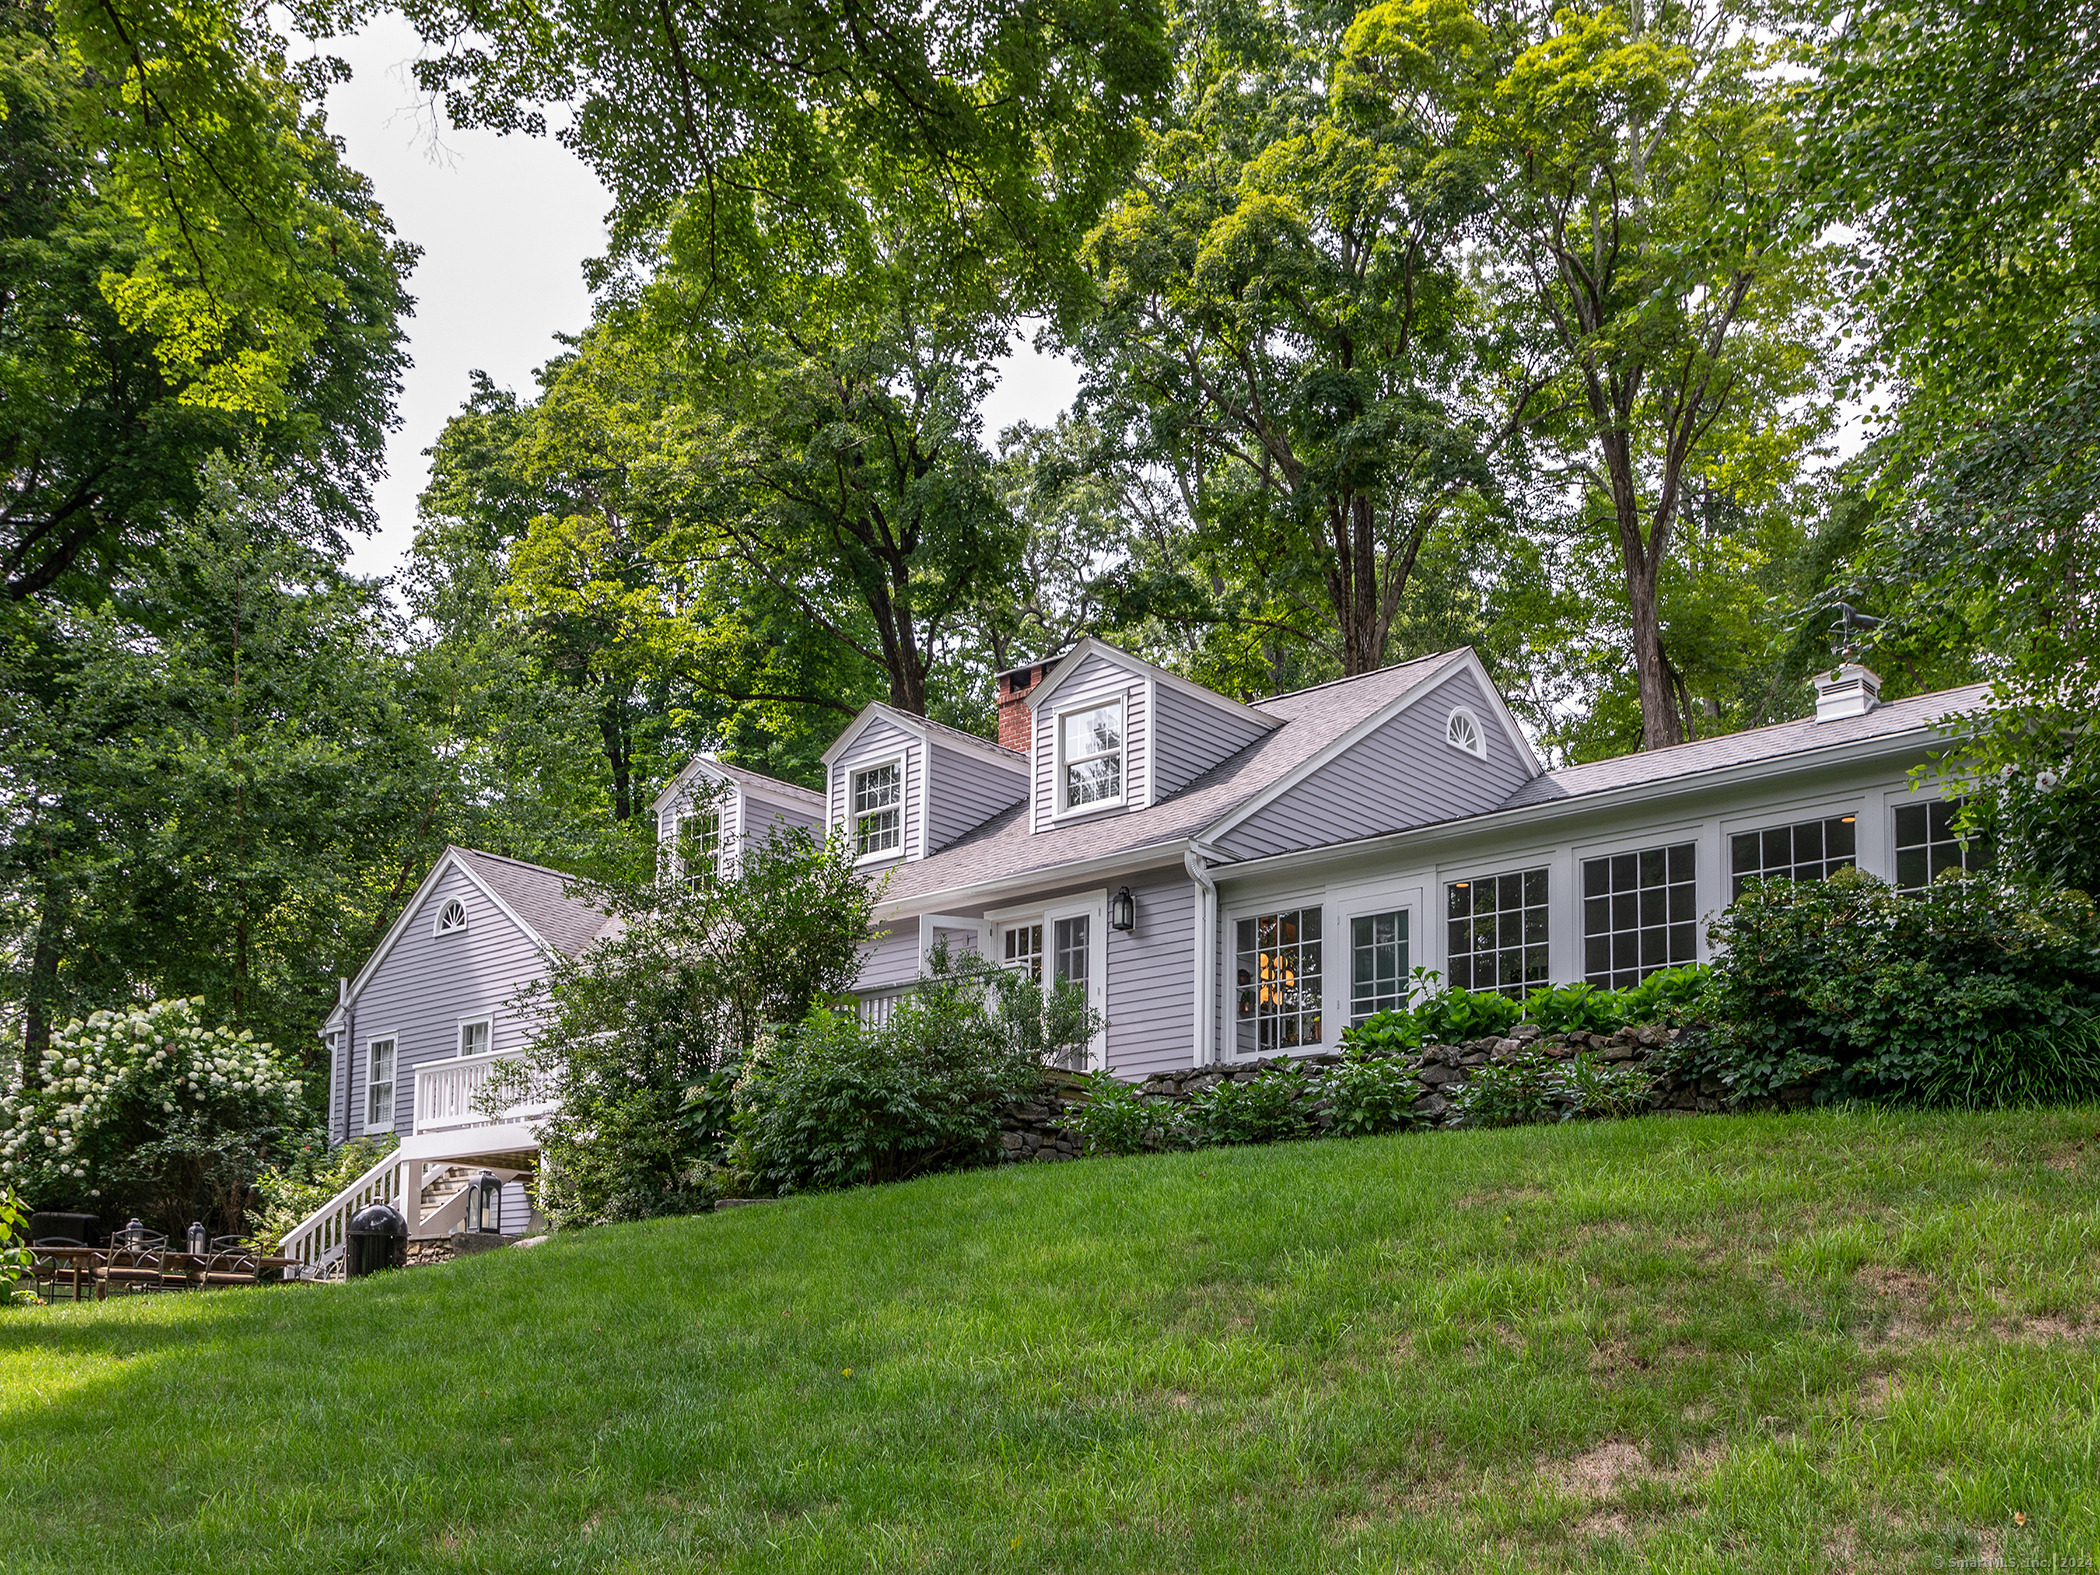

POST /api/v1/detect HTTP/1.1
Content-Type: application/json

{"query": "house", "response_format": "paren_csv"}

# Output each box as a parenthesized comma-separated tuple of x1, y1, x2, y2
(289, 641, 1987, 1272)
(285, 761, 824, 1275)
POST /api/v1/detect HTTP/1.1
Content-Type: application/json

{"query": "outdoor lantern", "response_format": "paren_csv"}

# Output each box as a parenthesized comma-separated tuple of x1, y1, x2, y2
(123, 1218, 145, 1251)
(1110, 886, 1136, 932)
(465, 1170, 502, 1235)
(187, 1222, 207, 1255)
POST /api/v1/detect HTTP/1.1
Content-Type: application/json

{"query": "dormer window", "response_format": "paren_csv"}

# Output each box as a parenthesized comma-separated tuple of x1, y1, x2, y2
(676, 810, 720, 889)
(1446, 705, 1486, 760)
(434, 897, 468, 936)
(1058, 701, 1124, 813)
(852, 761, 902, 858)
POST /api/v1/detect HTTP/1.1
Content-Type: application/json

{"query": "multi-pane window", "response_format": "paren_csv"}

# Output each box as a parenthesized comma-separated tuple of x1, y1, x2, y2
(1235, 908, 1323, 1053)
(1894, 799, 1993, 893)
(1583, 844, 1697, 989)
(365, 1039, 395, 1132)
(458, 1019, 491, 1059)
(1350, 911, 1409, 1021)
(676, 810, 720, 889)
(1446, 869, 1549, 998)
(1052, 916, 1092, 1069)
(1060, 702, 1123, 809)
(1003, 923, 1044, 981)
(1730, 815, 1855, 899)
(851, 762, 902, 857)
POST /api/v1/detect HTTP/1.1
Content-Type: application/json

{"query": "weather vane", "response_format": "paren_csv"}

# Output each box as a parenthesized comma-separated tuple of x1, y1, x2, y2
(1827, 602, 1880, 665)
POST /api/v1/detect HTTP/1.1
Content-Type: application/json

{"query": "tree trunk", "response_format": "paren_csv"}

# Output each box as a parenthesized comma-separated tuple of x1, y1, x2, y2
(600, 699, 633, 820)
(22, 882, 63, 1072)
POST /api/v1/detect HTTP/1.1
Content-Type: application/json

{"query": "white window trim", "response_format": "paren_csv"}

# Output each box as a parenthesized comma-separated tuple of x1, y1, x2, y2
(847, 754, 907, 865)
(1445, 704, 1487, 760)
(432, 896, 469, 937)
(1224, 899, 1329, 1059)
(988, 891, 1109, 1070)
(1052, 695, 1127, 819)
(675, 806, 724, 884)
(363, 1036, 397, 1135)
(456, 1016, 494, 1060)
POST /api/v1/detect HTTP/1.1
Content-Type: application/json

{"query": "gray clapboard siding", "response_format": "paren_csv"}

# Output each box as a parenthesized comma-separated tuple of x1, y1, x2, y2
(1152, 682, 1271, 800)
(1103, 871, 1196, 1077)
(745, 795, 826, 848)
(856, 924, 922, 993)
(925, 737, 1028, 852)
(1214, 670, 1533, 861)
(831, 716, 922, 865)
(1031, 653, 1149, 832)
(656, 776, 739, 876)
(346, 862, 550, 1140)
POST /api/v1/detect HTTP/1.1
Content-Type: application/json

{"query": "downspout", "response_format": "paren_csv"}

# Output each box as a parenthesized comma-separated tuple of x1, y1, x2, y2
(1184, 843, 1223, 1066)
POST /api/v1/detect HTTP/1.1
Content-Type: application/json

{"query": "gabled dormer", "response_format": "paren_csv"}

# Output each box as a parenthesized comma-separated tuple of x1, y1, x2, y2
(822, 704, 1030, 867)
(652, 756, 828, 882)
(1024, 638, 1279, 833)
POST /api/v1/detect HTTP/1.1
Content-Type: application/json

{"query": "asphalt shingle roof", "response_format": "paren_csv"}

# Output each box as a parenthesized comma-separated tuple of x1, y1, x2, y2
(1497, 683, 1994, 812)
(451, 846, 614, 956)
(701, 759, 828, 810)
(876, 649, 1468, 904)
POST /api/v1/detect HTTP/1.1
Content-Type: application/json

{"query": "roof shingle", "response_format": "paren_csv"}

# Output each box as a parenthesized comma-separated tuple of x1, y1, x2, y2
(451, 847, 614, 956)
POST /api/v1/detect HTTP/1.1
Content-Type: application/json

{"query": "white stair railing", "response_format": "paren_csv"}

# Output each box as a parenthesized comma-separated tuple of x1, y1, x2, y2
(277, 1146, 403, 1279)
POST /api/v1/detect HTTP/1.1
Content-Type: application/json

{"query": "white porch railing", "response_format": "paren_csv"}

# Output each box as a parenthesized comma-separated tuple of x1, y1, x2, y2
(277, 1145, 403, 1279)
(414, 1050, 551, 1135)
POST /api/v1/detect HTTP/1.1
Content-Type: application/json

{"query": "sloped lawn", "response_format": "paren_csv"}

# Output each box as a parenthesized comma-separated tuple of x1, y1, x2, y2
(5, 1108, 2099, 1572)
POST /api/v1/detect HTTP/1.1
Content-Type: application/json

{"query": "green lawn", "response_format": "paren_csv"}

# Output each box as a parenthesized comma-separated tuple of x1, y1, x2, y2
(6, 1110, 2100, 1573)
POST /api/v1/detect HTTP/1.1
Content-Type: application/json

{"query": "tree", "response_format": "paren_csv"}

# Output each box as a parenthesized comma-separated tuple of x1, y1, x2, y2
(485, 825, 877, 1224)
(0, 0, 412, 601)
(0, 464, 446, 1068)
(1079, 0, 1551, 678)
(1812, 0, 2100, 887)
(1469, 0, 1836, 749)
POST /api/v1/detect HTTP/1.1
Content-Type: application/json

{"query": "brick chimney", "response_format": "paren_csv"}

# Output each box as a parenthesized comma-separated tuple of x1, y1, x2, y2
(996, 656, 1060, 753)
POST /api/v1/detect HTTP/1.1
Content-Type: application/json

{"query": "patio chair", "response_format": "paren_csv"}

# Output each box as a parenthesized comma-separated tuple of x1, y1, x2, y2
(95, 1232, 170, 1298)
(29, 1237, 90, 1303)
(194, 1244, 261, 1290)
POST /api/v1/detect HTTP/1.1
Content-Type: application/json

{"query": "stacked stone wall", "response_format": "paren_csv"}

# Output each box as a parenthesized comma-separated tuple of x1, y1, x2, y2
(995, 1024, 1757, 1162)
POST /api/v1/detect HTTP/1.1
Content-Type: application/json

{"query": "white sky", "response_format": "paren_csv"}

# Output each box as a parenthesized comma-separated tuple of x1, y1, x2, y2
(321, 15, 1080, 581)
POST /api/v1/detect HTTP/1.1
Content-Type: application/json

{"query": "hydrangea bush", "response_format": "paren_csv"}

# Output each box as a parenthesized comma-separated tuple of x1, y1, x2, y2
(0, 998, 310, 1236)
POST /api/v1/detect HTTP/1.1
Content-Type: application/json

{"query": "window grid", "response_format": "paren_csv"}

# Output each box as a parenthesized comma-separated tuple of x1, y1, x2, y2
(1350, 910, 1410, 1022)
(365, 1039, 395, 1132)
(1060, 702, 1123, 809)
(851, 763, 902, 857)
(1446, 869, 1549, 998)
(1583, 844, 1698, 989)
(1235, 908, 1323, 1053)
(1051, 916, 1091, 1070)
(1730, 815, 1855, 900)
(1894, 799, 1993, 893)
(1003, 923, 1043, 981)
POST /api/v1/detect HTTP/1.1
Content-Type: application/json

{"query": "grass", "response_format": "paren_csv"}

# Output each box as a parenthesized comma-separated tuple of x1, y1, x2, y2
(6, 1109, 2100, 1573)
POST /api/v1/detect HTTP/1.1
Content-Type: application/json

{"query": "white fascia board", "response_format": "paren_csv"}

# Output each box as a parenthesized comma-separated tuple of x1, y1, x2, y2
(821, 703, 927, 767)
(339, 848, 553, 1010)
(1194, 649, 1473, 846)
(1205, 722, 1960, 884)
(1027, 636, 1279, 732)
(872, 839, 1194, 922)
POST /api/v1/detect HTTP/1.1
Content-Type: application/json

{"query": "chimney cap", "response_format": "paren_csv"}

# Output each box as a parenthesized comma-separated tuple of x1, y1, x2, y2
(995, 652, 1067, 688)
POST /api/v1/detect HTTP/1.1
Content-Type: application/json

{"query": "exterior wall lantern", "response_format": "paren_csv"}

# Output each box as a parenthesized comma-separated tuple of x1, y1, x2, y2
(1110, 886, 1137, 933)
(187, 1222, 207, 1255)
(465, 1170, 502, 1235)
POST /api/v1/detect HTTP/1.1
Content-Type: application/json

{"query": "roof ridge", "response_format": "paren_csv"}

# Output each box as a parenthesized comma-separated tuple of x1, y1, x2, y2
(1249, 648, 1460, 709)
(450, 845, 593, 886)
(1540, 681, 1991, 779)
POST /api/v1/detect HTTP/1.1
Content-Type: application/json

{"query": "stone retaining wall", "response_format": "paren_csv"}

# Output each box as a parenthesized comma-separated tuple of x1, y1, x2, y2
(996, 1024, 1765, 1162)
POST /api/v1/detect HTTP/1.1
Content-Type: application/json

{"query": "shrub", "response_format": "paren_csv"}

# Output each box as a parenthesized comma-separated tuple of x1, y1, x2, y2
(1070, 1072, 1166, 1156)
(1320, 1052, 1426, 1137)
(1520, 981, 1622, 1036)
(0, 998, 310, 1235)
(1182, 1063, 1311, 1146)
(1555, 1052, 1654, 1120)
(248, 1133, 399, 1250)
(1445, 1053, 1558, 1128)
(1686, 867, 2100, 1106)
(487, 825, 877, 1225)
(1413, 976, 1522, 1042)
(0, 1193, 34, 1307)
(729, 945, 1097, 1194)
